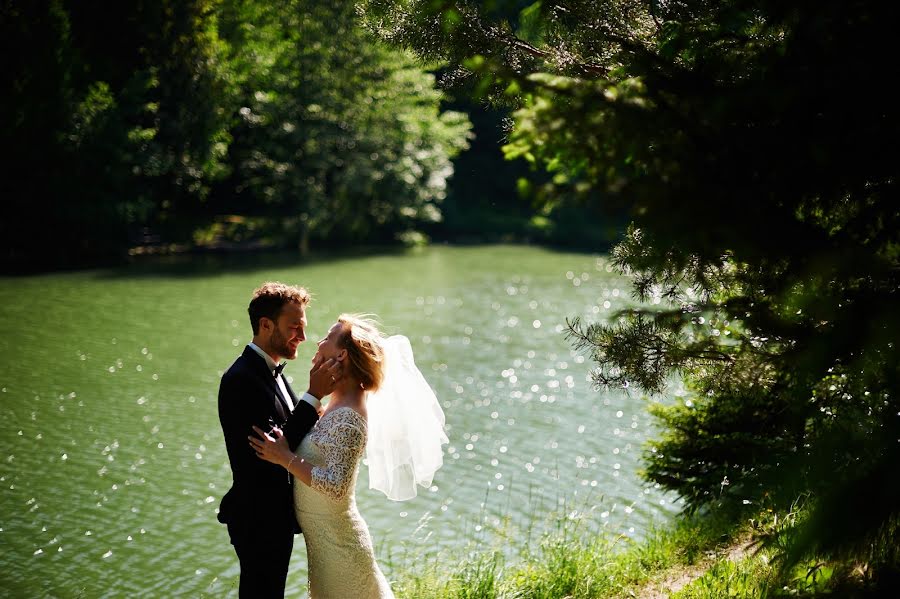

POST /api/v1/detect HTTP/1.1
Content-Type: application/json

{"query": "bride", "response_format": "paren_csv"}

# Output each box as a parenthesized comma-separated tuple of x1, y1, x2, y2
(249, 314, 447, 598)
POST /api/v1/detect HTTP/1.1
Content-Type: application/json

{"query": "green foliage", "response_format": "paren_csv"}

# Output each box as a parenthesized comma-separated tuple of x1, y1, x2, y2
(358, 0, 900, 587)
(213, 0, 471, 253)
(390, 507, 755, 598)
(674, 557, 773, 599)
(2, 0, 471, 271)
(390, 503, 896, 598)
(2, 0, 232, 270)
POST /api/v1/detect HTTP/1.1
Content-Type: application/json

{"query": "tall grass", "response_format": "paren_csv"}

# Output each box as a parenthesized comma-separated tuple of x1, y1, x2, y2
(387, 499, 738, 599)
(387, 497, 896, 598)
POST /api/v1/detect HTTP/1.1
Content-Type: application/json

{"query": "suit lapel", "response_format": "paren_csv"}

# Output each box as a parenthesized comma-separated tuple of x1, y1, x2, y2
(274, 377, 293, 414)
(281, 376, 299, 410)
(242, 346, 290, 421)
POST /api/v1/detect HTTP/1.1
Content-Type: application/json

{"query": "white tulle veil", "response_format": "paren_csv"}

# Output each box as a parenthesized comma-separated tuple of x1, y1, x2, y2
(365, 335, 448, 501)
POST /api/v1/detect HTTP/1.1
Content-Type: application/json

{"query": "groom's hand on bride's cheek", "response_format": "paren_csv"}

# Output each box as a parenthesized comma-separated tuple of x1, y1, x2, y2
(324, 359, 343, 393)
(308, 357, 340, 399)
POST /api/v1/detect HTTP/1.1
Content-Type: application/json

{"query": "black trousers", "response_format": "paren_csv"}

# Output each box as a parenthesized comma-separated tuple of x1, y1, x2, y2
(229, 523, 295, 598)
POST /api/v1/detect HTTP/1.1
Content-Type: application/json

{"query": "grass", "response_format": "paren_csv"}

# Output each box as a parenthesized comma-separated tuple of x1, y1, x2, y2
(387, 505, 739, 599)
(388, 503, 898, 599)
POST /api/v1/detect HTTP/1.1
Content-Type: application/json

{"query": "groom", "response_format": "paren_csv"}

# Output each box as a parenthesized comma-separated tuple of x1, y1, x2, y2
(217, 281, 340, 598)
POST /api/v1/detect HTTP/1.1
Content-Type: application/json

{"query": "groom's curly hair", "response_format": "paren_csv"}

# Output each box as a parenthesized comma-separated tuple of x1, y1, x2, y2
(248, 282, 311, 335)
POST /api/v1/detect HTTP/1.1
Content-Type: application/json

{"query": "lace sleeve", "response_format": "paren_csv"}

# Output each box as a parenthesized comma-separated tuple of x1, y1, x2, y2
(310, 416, 366, 501)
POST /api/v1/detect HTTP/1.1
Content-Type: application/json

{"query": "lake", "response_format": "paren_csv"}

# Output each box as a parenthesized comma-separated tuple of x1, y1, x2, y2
(0, 244, 680, 597)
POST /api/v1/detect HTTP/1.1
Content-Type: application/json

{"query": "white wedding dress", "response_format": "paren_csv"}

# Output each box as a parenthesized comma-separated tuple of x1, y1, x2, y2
(294, 406, 395, 599)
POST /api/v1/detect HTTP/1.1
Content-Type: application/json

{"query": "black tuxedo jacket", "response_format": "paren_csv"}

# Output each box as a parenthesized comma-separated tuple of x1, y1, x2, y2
(217, 346, 319, 535)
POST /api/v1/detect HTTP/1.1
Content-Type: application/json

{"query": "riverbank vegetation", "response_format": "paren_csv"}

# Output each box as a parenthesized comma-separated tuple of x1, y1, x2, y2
(392, 502, 892, 598)
(359, 0, 900, 596)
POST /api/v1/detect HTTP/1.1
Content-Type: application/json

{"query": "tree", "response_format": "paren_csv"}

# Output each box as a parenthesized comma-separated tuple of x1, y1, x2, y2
(359, 0, 900, 580)
(1, 0, 231, 271)
(213, 0, 471, 253)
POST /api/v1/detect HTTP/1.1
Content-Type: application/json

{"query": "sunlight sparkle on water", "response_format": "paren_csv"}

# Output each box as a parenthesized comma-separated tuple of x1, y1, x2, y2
(0, 246, 684, 596)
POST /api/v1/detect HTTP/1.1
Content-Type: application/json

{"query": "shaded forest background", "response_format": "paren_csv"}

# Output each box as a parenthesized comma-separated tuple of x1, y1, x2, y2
(1, 0, 618, 275)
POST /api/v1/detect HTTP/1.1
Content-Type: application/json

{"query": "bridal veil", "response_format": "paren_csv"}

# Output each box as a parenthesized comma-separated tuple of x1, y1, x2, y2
(365, 335, 448, 501)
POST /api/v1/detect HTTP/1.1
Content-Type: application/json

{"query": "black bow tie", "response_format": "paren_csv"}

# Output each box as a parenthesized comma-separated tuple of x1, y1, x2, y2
(274, 362, 286, 376)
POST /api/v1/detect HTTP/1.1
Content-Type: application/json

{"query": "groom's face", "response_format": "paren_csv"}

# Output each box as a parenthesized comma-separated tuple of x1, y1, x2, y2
(269, 301, 307, 361)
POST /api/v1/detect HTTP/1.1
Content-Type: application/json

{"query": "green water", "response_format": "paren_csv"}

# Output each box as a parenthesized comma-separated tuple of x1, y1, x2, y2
(0, 244, 678, 598)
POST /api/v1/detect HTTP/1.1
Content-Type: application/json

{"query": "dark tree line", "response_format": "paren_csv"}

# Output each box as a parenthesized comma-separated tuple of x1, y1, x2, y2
(2, 0, 622, 275)
(1, 0, 473, 273)
(3, 1, 230, 270)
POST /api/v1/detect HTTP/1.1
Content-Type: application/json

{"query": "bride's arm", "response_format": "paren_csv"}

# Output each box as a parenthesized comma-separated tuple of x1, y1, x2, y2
(249, 421, 365, 499)
(309, 423, 365, 500)
(249, 425, 313, 486)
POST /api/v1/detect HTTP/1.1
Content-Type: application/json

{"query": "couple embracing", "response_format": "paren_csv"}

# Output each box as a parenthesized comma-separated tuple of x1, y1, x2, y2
(217, 282, 448, 598)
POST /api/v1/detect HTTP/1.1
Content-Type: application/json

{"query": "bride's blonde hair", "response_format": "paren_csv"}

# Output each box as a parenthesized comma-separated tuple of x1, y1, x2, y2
(336, 314, 386, 391)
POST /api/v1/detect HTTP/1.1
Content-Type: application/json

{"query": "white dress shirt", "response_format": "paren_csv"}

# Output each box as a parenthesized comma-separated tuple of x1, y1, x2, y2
(248, 343, 321, 411)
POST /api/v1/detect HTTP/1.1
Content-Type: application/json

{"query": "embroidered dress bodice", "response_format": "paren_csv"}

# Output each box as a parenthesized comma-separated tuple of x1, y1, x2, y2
(294, 406, 394, 599)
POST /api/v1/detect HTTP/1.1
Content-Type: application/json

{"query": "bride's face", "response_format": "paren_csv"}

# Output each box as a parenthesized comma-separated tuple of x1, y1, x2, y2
(313, 321, 344, 363)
